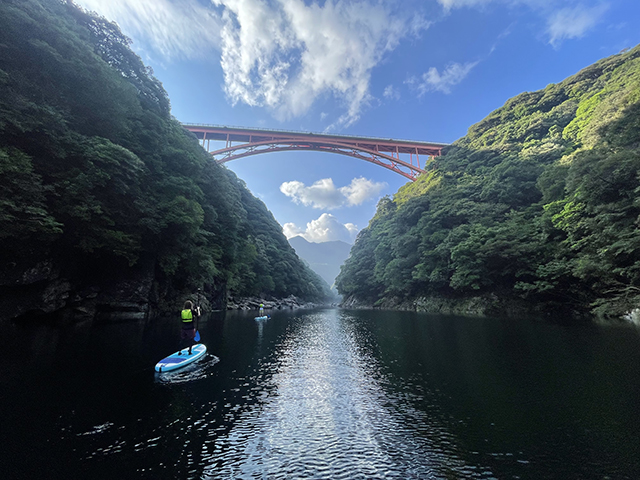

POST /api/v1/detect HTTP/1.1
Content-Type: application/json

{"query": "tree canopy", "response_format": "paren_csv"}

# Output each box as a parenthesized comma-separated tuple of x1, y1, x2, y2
(337, 45, 640, 317)
(0, 0, 331, 311)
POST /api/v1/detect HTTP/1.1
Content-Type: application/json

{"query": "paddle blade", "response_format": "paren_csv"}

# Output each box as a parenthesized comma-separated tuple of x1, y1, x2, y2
(194, 330, 201, 342)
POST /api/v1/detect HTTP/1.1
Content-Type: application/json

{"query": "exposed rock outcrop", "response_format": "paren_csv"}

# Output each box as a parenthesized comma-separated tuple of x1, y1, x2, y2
(226, 294, 317, 311)
(340, 293, 576, 318)
(0, 258, 156, 324)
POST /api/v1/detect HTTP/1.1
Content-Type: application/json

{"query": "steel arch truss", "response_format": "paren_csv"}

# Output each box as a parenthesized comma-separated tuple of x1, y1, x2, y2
(211, 140, 426, 181)
(183, 125, 447, 181)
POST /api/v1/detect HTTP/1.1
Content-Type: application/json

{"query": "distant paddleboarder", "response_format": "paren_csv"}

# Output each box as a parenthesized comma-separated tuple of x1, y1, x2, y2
(180, 300, 199, 355)
(259, 303, 264, 317)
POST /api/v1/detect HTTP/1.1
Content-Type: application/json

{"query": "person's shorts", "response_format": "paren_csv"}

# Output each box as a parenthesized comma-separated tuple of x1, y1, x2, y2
(181, 327, 195, 340)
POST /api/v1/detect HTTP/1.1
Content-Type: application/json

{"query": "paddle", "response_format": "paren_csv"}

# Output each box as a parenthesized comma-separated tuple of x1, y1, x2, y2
(194, 288, 201, 342)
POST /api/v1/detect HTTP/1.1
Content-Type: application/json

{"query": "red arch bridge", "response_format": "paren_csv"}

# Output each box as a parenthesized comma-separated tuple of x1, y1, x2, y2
(182, 124, 448, 181)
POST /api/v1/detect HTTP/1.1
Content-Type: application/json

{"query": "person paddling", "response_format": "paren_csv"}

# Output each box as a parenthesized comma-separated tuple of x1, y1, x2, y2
(259, 303, 264, 317)
(179, 300, 199, 355)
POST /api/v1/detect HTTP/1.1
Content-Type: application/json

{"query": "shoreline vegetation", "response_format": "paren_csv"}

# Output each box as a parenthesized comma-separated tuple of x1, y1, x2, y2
(1, 1, 638, 325)
(336, 45, 640, 322)
(0, 0, 332, 325)
(341, 295, 640, 326)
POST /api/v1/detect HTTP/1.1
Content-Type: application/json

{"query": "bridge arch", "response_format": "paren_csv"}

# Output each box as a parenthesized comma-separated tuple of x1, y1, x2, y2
(183, 124, 448, 181)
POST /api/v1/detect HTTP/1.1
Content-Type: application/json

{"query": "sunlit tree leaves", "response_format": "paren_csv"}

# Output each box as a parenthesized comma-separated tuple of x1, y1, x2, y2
(337, 45, 640, 317)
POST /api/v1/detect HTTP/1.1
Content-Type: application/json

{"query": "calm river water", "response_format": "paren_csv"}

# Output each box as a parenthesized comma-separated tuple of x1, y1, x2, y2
(1, 308, 639, 479)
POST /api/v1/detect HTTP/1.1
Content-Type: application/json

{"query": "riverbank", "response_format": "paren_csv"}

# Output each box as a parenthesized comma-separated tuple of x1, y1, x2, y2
(342, 294, 640, 325)
(226, 294, 322, 311)
(340, 293, 597, 321)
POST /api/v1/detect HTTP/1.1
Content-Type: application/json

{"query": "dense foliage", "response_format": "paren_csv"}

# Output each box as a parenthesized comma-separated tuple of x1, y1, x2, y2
(0, 0, 331, 308)
(337, 46, 640, 317)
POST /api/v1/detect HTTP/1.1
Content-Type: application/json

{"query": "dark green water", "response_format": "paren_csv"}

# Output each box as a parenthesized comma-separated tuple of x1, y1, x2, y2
(1, 308, 639, 479)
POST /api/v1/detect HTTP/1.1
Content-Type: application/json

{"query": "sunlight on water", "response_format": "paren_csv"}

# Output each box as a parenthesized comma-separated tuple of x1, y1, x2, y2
(201, 310, 473, 479)
(3, 308, 639, 479)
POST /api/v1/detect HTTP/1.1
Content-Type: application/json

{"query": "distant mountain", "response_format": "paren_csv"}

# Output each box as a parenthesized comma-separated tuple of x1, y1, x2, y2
(289, 236, 352, 287)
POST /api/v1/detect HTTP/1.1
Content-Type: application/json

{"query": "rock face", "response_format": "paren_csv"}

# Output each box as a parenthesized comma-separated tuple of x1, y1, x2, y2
(226, 295, 315, 311)
(0, 258, 155, 324)
(340, 293, 572, 318)
(0, 255, 324, 325)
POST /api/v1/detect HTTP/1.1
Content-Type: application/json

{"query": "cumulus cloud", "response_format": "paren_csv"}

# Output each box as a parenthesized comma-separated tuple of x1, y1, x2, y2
(408, 61, 479, 95)
(74, 0, 222, 59)
(280, 177, 387, 209)
(283, 213, 359, 243)
(280, 178, 345, 209)
(547, 4, 609, 47)
(340, 177, 388, 206)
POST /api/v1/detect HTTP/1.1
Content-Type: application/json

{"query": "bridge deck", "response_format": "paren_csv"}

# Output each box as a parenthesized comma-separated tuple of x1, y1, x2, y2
(183, 124, 448, 156)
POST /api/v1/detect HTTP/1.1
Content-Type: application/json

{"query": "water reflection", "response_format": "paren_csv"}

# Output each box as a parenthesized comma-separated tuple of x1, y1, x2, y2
(202, 310, 471, 479)
(2, 308, 639, 479)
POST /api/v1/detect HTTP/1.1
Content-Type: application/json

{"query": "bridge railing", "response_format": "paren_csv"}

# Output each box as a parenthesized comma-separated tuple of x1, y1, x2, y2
(181, 123, 450, 148)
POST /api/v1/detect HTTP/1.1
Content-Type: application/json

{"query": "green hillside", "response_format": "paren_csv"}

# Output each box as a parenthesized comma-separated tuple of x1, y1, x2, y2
(337, 46, 640, 318)
(0, 0, 331, 321)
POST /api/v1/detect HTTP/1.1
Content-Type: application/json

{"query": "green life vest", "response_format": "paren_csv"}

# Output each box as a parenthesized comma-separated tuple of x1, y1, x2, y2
(181, 309, 193, 324)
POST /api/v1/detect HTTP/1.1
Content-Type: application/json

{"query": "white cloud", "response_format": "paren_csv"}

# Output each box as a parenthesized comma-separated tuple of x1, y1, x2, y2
(74, 0, 222, 60)
(280, 178, 345, 209)
(75, 0, 611, 128)
(280, 177, 387, 209)
(211, 0, 429, 127)
(74, 0, 430, 126)
(340, 177, 387, 206)
(547, 4, 609, 47)
(436, 1, 610, 47)
(383, 84, 400, 100)
(437, 0, 496, 10)
(282, 222, 304, 239)
(409, 61, 479, 95)
(283, 213, 359, 243)
(436, 0, 555, 10)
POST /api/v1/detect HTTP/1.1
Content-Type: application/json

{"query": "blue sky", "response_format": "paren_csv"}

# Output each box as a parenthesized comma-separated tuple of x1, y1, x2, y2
(75, 0, 640, 244)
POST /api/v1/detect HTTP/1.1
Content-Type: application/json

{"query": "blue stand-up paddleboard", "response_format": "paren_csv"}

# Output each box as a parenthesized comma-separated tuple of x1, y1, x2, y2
(155, 344, 207, 372)
(254, 315, 270, 320)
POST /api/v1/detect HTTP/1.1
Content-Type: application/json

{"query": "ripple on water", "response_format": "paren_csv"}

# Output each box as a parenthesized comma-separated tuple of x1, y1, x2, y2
(154, 354, 220, 385)
(200, 311, 484, 479)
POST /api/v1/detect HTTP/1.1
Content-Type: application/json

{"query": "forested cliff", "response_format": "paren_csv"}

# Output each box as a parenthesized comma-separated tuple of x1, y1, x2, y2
(0, 0, 331, 322)
(337, 46, 640, 318)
